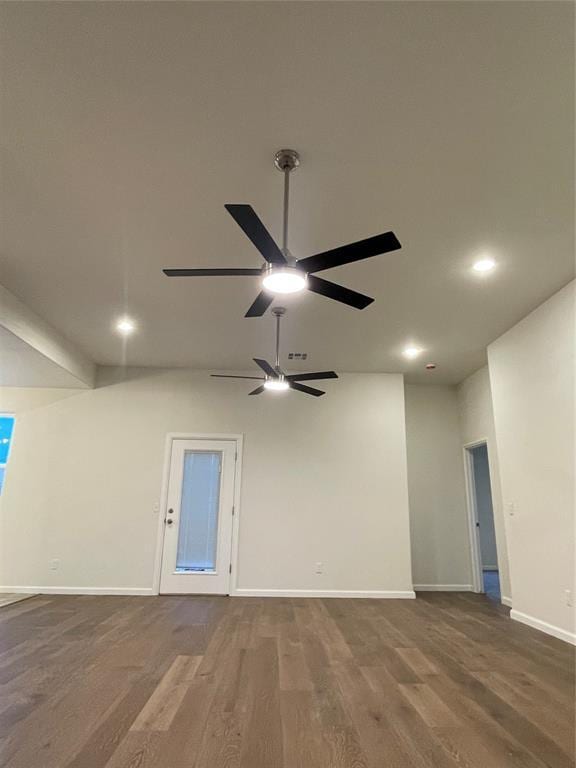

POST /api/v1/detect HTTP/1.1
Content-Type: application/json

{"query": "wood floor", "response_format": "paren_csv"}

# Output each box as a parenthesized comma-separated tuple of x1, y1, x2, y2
(0, 594, 573, 768)
(0, 595, 35, 610)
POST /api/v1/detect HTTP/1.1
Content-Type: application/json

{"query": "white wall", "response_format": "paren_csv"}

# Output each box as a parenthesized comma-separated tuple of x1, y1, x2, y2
(404, 384, 472, 590)
(457, 365, 511, 602)
(0, 369, 414, 597)
(488, 281, 575, 643)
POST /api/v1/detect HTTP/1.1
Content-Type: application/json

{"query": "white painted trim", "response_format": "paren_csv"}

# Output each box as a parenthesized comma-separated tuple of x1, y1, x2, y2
(1, 586, 417, 600)
(161, 432, 245, 442)
(414, 584, 473, 592)
(462, 439, 488, 593)
(152, 435, 175, 595)
(152, 432, 244, 596)
(501, 595, 513, 607)
(510, 609, 576, 646)
(230, 436, 244, 596)
(462, 438, 490, 450)
(232, 588, 416, 599)
(0, 586, 154, 596)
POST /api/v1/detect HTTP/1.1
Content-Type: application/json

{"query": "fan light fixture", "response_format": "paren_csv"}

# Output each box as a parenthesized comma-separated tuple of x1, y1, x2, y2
(262, 267, 307, 294)
(264, 378, 290, 392)
(163, 148, 402, 317)
(211, 307, 339, 397)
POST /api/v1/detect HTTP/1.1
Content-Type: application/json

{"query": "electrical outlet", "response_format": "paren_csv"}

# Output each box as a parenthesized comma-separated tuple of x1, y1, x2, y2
(506, 501, 515, 517)
(50, 559, 60, 571)
(565, 589, 573, 608)
(315, 562, 323, 574)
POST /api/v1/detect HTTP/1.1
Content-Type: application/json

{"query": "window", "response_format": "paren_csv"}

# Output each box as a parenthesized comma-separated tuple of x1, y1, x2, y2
(176, 451, 222, 572)
(0, 415, 15, 494)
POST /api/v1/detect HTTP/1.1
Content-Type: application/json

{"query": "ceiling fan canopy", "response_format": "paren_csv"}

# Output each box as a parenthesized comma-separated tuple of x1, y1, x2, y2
(211, 307, 338, 397)
(164, 149, 402, 317)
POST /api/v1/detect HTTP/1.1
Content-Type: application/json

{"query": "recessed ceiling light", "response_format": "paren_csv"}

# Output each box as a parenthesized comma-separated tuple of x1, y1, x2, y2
(403, 346, 422, 359)
(472, 257, 496, 273)
(116, 316, 136, 335)
(264, 378, 290, 392)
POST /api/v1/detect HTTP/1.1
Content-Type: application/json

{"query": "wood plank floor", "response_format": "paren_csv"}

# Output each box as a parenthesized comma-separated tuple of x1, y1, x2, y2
(0, 593, 573, 767)
(0, 595, 35, 609)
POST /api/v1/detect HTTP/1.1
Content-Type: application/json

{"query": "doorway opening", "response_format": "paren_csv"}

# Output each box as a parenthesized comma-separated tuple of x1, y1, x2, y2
(156, 435, 242, 596)
(464, 441, 500, 601)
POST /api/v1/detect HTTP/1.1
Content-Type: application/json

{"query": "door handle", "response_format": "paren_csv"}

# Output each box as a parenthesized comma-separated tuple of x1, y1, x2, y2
(165, 518, 174, 526)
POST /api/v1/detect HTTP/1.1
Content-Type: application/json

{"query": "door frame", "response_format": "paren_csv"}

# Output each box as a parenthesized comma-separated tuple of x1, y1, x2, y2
(462, 438, 488, 593)
(152, 433, 244, 596)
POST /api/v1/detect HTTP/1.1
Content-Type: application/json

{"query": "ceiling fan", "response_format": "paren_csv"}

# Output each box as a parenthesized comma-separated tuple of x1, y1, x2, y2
(163, 149, 401, 317)
(211, 307, 338, 397)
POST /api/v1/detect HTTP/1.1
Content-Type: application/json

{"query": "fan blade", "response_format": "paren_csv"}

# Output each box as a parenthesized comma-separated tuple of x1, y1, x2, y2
(163, 268, 261, 277)
(297, 231, 401, 274)
(286, 371, 338, 382)
(289, 382, 325, 397)
(249, 385, 266, 396)
(225, 205, 286, 265)
(306, 275, 374, 309)
(245, 291, 274, 318)
(253, 358, 277, 377)
(211, 375, 265, 380)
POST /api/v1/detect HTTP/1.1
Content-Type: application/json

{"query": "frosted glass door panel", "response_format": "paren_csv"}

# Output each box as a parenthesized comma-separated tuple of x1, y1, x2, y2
(176, 451, 221, 571)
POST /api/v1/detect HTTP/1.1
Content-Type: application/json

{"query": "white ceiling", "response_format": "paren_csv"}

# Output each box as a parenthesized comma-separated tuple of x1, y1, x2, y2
(0, 2, 573, 384)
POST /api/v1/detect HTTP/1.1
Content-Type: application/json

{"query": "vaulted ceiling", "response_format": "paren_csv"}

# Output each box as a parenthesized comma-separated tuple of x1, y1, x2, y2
(1, 1, 573, 384)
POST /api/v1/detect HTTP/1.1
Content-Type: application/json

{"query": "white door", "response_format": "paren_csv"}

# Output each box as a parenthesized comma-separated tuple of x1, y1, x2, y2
(160, 439, 237, 595)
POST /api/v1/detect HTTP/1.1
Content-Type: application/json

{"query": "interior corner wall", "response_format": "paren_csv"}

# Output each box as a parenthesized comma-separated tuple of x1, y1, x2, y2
(0, 370, 414, 596)
(457, 366, 511, 602)
(487, 281, 575, 642)
(404, 384, 472, 590)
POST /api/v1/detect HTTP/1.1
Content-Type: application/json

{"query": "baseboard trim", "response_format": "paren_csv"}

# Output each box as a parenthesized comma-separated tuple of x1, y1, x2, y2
(501, 595, 513, 607)
(414, 584, 473, 592)
(233, 588, 416, 599)
(510, 609, 575, 646)
(1, 586, 417, 600)
(0, 586, 154, 597)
